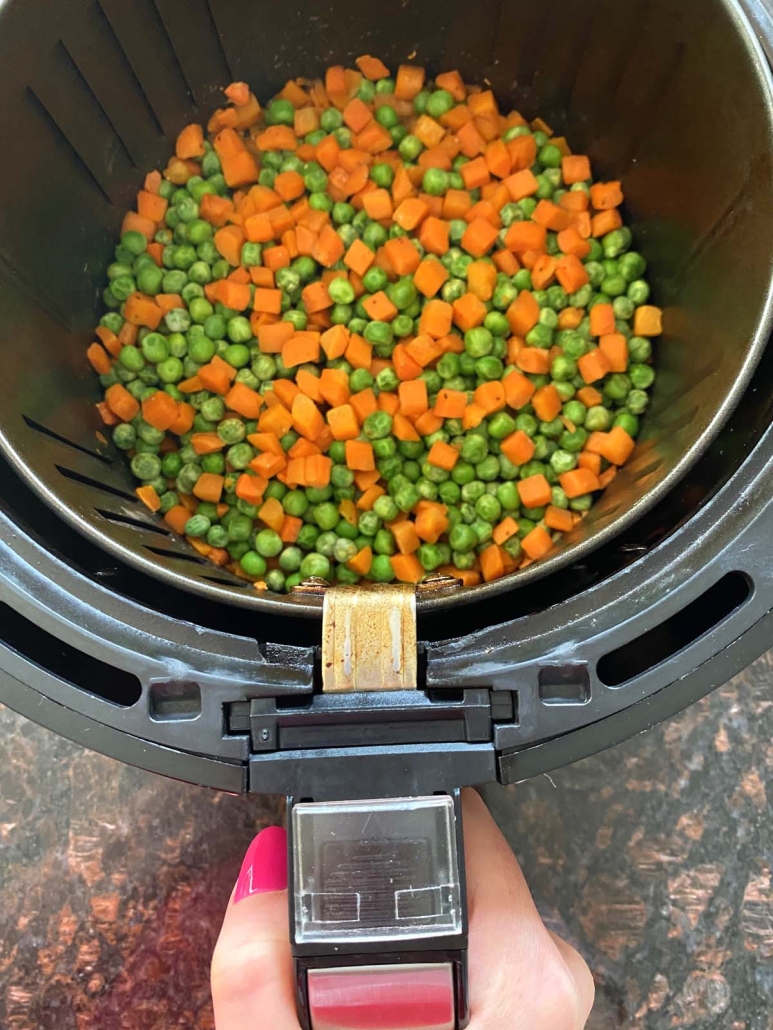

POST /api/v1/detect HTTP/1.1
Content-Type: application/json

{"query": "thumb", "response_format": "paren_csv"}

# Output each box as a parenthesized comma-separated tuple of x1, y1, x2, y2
(211, 825, 300, 1030)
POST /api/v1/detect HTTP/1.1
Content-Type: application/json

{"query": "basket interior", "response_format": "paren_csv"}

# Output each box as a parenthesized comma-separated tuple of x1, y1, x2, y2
(0, 0, 772, 615)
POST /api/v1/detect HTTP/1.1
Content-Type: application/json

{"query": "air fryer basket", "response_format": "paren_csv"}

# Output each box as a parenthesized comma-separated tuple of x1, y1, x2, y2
(0, 0, 772, 618)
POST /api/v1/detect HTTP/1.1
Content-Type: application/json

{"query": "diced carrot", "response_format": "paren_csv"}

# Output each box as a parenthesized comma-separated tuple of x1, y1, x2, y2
(418, 216, 450, 256)
(504, 168, 539, 202)
(193, 472, 225, 504)
(559, 467, 601, 498)
(345, 333, 373, 371)
(395, 64, 426, 100)
(164, 505, 192, 535)
(327, 404, 360, 441)
(383, 235, 421, 275)
(456, 119, 486, 158)
(141, 390, 179, 431)
(343, 97, 373, 134)
(224, 382, 263, 419)
(531, 254, 558, 290)
(556, 254, 589, 293)
(599, 333, 629, 373)
(391, 553, 425, 583)
(562, 155, 591, 185)
(506, 291, 540, 335)
(493, 516, 520, 545)
(521, 525, 553, 560)
(504, 220, 547, 254)
(251, 451, 287, 478)
(105, 383, 139, 422)
(474, 381, 506, 414)
(259, 496, 285, 532)
(578, 452, 602, 477)
(392, 343, 422, 381)
(124, 292, 163, 330)
(405, 334, 444, 368)
(419, 298, 454, 338)
(427, 440, 459, 470)
(136, 485, 162, 512)
(433, 389, 467, 419)
(137, 189, 168, 222)
(393, 197, 429, 232)
(518, 473, 552, 508)
(513, 348, 549, 375)
(557, 226, 592, 259)
(532, 384, 562, 422)
(413, 257, 449, 298)
(345, 439, 375, 471)
(500, 430, 535, 466)
(176, 123, 205, 160)
(255, 125, 298, 152)
(598, 426, 636, 466)
(589, 303, 616, 337)
(452, 292, 488, 332)
(479, 544, 506, 582)
(461, 218, 498, 258)
(592, 209, 623, 238)
(590, 181, 624, 211)
(87, 343, 111, 375)
(633, 305, 663, 337)
(258, 402, 293, 437)
(577, 348, 612, 384)
(312, 224, 345, 267)
(393, 413, 421, 441)
(363, 290, 398, 322)
(576, 386, 604, 408)
(356, 54, 390, 80)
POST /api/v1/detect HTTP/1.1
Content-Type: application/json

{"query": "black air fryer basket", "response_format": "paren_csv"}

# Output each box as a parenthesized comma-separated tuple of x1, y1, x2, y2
(2, 0, 773, 869)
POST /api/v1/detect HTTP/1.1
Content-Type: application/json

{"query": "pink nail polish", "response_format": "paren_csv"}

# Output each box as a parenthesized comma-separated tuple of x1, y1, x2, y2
(234, 825, 288, 903)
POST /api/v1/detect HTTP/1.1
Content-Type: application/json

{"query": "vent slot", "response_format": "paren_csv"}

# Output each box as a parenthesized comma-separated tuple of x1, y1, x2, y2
(95, 507, 172, 536)
(149, 680, 201, 721)
(56, 463, 135, 501)
(144, 545, 208, 565)
(0, 601, 141, 707)
(25, 414, 111, 463)
(538, 665, 590, 705)
(597, 572, 751, 687)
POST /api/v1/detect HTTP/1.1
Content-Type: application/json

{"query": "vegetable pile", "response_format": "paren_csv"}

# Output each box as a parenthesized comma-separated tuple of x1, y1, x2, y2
(89, 57, 662, 593)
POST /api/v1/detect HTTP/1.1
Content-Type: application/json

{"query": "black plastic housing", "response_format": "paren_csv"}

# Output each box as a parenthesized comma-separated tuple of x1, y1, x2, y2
(0, 0, 773, 797)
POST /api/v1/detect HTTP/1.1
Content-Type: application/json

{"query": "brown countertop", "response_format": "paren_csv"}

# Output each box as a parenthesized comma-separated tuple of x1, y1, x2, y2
(0, 652, 770, 1029)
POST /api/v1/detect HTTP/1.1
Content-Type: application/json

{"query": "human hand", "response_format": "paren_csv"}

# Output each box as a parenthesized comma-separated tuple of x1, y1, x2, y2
(211, 789, 594, 1029)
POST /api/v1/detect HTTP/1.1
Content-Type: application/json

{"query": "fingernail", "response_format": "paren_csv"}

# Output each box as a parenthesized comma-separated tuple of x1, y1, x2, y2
(234, 825, 288, 903)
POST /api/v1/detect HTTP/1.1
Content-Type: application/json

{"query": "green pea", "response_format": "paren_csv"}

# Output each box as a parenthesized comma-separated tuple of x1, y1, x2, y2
(425, 88, 454, 118)
(399, 134, 423, 161)
(320, 107, 343, 132)
(464, 327, 493, 358)
(130, 452, 162, 481)
(156, 356, 184, 383)
(604, 373, 631, 401)
(328, 277, 355, 305)
(539, 143, 563, 169)
(627, 389, 650, 415)
(423, 168, 450, 196)
(227, 443, 254, 469)
(113, 423, 137, 450)
(215, 418, 244, 445)
(416, 543, 442, 571)
(136, 263, 164, 295)
(119, 345, 145, 373)
(300, 552, 331, 580)
(227, 316, 252, 344)
(628, 281, 651, 305)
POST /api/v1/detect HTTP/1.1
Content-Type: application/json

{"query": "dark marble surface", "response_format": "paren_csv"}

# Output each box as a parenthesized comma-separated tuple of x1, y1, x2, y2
(0, 651, 770, 1030)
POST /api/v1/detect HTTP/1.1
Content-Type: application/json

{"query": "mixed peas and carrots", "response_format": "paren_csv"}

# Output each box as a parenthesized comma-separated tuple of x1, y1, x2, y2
(90, 57, 661, 592)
